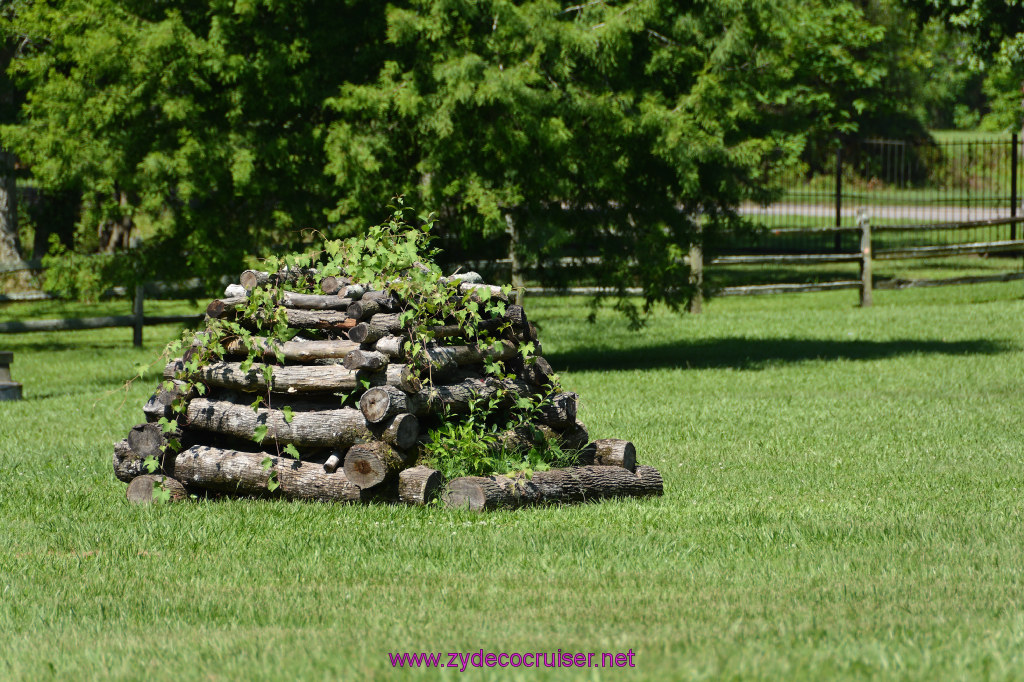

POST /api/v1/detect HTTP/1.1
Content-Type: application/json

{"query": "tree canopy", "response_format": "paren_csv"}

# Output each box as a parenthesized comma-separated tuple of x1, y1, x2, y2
(0, 0, 1005, 310)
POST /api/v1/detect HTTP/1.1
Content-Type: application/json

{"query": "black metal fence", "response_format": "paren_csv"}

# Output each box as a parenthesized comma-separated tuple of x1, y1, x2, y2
(736, 135, 1023, 254)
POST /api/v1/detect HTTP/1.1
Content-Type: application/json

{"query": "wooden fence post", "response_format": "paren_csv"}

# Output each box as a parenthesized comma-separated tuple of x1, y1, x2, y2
(859, 210, 873, 307)
(132, 284, 144, 347)
(0, 350, 22, 400)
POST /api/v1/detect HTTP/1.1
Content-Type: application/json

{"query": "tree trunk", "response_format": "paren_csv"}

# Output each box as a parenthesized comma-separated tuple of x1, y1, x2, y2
(185, 397, 418, 450)
(398, 466, 443, 505)
(0, 149, 28, 287)
(579, 439, 636, 471)
(342, 441, 411, 489)
(172, 445, 368, 502)
(505, 212, 525, 306)
(126, 474, 188, 504)
(443, 464, 663, 511)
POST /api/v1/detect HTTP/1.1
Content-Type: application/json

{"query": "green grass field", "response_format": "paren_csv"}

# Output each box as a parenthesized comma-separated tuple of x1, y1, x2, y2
(2, 283, 1024, 680)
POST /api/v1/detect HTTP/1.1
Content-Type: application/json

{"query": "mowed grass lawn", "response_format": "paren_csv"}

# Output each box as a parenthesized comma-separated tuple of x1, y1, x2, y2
(2, 283, 1024, 680)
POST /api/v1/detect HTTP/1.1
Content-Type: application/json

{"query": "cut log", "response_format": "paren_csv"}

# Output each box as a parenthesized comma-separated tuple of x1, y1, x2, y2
(374, 335, 406, 359)
(208, 299, 356, 331)
(128, 422, 178, 459)
(348, 313, 403, 344)
(192, 362, 360, 393)
(427, 315, 509, 340)
(339, 283, 365, 300)
(342, 441, 411, 489)
(579, 439, 636, 471)
(420, 340, 518, 373)
(347, 291, 398, 320)
(508, 355, 555, 388)
(113, 439, 165, 483)
(281, 309, 356, 331)
(239, 267, 316, 292)
(142, 380, 193, 423)
(635, 465, 663, 495)
(360, 385, 424, 423)
(343, 349, 388, 371)
(222, 337, 359, 362)
(323, 451, 342, 473)
(359, 376, 531, 423)
(445, 271, 483, 284)
(172, 445, 367, 502)
(443, 464, 663, 511)
(224, 283, 246, 298)
(185, 398, 419, 450)
(457, 281, 508, 301)
(319, 275, 344, 295)
(556, 419, 590, 450)
(164, 358, 186, 380)
(280, 292, 352, 310)
(126, 475, 188, 504)
(537, 392, 578, 428)
(398, 466, 443, 505)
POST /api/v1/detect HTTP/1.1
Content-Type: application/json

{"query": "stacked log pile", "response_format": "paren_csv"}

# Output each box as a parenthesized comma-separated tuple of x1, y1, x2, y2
(113, 268, 663, 510)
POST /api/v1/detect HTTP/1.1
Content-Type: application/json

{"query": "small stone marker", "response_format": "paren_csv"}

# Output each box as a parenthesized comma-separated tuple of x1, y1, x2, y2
(0, 351, 22, 401)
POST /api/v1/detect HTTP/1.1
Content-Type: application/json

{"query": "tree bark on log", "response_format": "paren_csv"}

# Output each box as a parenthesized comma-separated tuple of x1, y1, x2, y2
(343, 349, 388, 371)
(280, 292, 353, 310)
(172, 445, 368, 502)
(360, 376, 532, 423)
(208, 299, 356, 332)
(192, 361, 361, 393)
(579, 439, 636, 471)
(347, 291, 398, 320)
(348, 313, 404, 344)
(537, 392, 578, 428)
(222, 337, 359, 362)
(128, 422, 178, 458)
(126, 475, 188, 503)
(420, 340, 518, 373)
(113, 439, 166, 483)
(185, 398, 418, 450)
(508, 355, 555, 388)
(142, 380, 193, 423)
(239, 268, 317, 292)
(443, 464, 663, 511)
(398, 466, 443, 505)
(319, 275, 343, 295)
(374, 335, 406, 359)
(342, 441, 411, 489)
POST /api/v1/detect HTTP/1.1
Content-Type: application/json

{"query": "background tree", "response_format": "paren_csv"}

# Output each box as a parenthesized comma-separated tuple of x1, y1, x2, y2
(1, 0, 970, 313)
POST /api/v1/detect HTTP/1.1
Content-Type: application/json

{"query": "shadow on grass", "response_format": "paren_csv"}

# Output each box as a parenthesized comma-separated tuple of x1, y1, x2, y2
(548, 337, 1015, 372)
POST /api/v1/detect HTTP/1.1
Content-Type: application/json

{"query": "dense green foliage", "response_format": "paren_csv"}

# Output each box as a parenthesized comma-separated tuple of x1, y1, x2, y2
(0, 0, 982, 308)
(3, 284, 1024, 678)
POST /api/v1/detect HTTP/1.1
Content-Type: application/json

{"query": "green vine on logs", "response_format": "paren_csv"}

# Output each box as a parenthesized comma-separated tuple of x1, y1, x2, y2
(145, 199, 576, 482)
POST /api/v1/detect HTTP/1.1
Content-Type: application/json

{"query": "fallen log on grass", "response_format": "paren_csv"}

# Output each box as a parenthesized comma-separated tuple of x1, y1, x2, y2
(185, 398, 419, 450)
(172, 445, 368, 502)
(443, 465, 663, 512)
